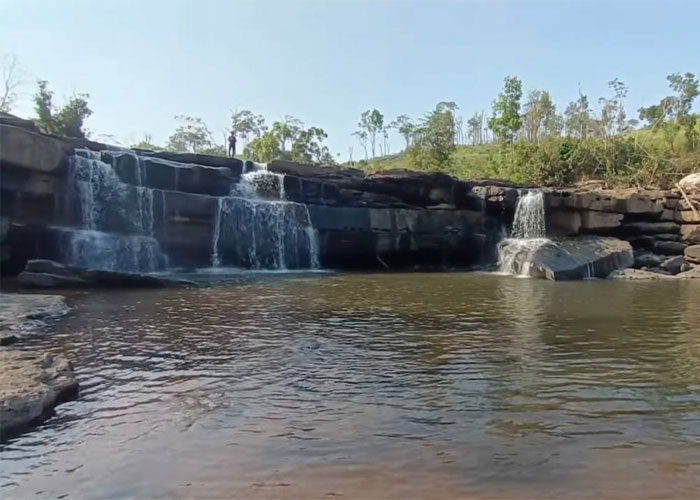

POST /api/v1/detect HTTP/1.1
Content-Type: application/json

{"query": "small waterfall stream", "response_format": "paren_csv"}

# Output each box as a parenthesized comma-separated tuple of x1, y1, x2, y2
(210, 164, 319, 270)
(498, 190, 550, 276)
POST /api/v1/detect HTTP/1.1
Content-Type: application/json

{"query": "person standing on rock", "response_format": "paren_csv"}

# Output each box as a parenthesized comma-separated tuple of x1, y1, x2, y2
(228, 132, 237, 157)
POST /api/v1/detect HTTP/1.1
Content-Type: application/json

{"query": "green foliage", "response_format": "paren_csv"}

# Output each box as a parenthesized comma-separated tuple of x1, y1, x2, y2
(406, 102, 458, 173)
(389, 114, 415, 149)
(243, 117, 334, 164)
(231, 109, 267, 141)
(356, 109, 385, 158)
(33, 80, 92, 138)
(488, 76, 522, 144)
(166, 115, 218, 154)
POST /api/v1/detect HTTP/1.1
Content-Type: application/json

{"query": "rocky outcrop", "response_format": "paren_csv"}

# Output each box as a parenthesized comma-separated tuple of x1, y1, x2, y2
(685, 245, 700, 264)
(0, 124, 73, 173)
(18, 260, 195, 288)
(0, 292, 77, 440)
(0, 351, 78, 440)
(498, 236, 634, 280)
(679, 172, 700, 195)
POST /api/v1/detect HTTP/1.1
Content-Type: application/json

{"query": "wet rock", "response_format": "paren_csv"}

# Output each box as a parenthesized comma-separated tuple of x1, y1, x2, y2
(660, 255, 688, 275)
(18, 259, 195, 288)
(634, 251, 664, 269)
(0, 124, 73, 173)
(498, 236, 633, 280)
(652, 240, 687, 255)
(655, 233, 681, 241)
(676, 265, 700, 278)
(685, 245, 700, 264)
(0, 351, 79, 440)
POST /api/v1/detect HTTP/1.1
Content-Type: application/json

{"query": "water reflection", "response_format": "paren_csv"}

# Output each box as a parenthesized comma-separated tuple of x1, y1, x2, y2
(1, 273, 700, 498)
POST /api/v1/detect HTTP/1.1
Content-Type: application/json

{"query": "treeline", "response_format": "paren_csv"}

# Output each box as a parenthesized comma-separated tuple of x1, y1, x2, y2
(357, 72, 699, 187)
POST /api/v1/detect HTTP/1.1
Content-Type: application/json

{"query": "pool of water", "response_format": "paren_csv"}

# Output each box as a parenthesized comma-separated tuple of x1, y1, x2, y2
(2, 273, 700, 498)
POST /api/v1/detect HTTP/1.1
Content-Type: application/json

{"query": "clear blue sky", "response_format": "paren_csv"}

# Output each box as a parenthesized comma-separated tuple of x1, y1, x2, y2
(2, 0, 699, 159)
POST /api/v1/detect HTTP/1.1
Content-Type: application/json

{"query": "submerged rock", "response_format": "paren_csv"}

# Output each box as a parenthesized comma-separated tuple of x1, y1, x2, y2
(498, 236, 633, 280)
(18, 259, 195, 288)
(0, 351, 78, 440)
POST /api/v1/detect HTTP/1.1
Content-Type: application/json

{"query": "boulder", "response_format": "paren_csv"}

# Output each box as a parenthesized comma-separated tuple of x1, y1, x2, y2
(634, 251, 664, 269)
(685, 245, 700, 264)
(652, 240, 687, 255)
(498, 236, 634, 280)
(0, 351, 79, 440)
(678, 173, 700, 195)
(18, 260, 195, 288)
(681, 224, 700, 243)
(660, 255, 688, 275)
(0, 124, 73, 173)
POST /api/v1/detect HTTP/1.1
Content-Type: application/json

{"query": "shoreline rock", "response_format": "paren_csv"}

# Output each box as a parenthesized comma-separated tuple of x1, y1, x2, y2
(0, 292, 77, 441)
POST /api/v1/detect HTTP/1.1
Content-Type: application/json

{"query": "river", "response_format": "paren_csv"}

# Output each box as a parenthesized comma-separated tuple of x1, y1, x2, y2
(2, 272, 700, 499)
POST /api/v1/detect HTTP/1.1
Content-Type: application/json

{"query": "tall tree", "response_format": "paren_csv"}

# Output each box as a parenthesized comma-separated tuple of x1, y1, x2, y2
(271, 115, 303, 152)
(352, 129, 369, 160)
(488, 76, 523, 145)
(564, 90, 592, 139)
(166, 116, 216, 153)
(408, 101, 458, 171)
(467, 112, 485, 145)
(33, 80, 92, 138)
(389, 114, 415, 150)
(357, 109, 384, 158)
(230, 109, 267, 143)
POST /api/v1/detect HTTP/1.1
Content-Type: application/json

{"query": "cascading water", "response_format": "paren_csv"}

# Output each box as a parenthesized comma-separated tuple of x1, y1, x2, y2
(210, 163, 320, 270)
(498, 190, 550, 276)
(60, 149, 167, 273)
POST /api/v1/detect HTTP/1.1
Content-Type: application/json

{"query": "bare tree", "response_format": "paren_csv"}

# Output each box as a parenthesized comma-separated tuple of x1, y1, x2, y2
(1, 54, 24, 113)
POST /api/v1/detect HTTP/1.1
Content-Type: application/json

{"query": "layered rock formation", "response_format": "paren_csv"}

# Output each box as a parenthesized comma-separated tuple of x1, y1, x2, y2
(1, 115, 698, 279)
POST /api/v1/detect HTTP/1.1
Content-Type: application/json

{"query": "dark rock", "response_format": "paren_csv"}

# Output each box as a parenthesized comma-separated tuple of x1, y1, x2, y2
(660, 255, 688, 275)
(0, 334, 18, 346)
(0, 124, 73, 173)
(622, 222, 681, 235)
(634, 251, 664, 269)
(18, 260, 195, 288)
(268, 159, 364, 180)
(0, 112, 38, 131)
(685, 244, 700, 264)
(143, 151, 244, 176)
(498, 236, 634, 280)
(652, 240, 686, 255)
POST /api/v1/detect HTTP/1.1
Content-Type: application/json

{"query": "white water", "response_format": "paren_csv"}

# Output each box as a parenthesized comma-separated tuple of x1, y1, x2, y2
(498, 190, 549, 276)
(63, 150, 167, 273)
(210, 163, 320, 270)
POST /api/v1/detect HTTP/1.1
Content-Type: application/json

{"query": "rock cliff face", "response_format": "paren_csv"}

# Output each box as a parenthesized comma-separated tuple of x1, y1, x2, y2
(0, 120, 502, 274)
(1, 117, 698, 278)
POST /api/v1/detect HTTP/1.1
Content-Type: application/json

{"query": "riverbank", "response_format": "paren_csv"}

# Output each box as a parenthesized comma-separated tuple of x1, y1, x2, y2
(0, 293, 78, 441)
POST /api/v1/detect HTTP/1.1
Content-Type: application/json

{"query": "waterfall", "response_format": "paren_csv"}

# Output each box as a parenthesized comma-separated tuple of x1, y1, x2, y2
(511, 190, 545, 239)
(211, 164, 320, 270)
(498, 190, 549, 276)
(61, 149, 167, 273)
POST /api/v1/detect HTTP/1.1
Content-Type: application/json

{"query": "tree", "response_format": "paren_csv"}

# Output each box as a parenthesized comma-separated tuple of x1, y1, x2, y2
(596, 78, 629, 138)
(292, 126, 333, 164)
(33, 80, 92, 138)
(389, 114, 415, 150)
(271, 115, 303, 152)
(357, 109, 384, 158)
(1, 54, 23, 113)
(522, 90, 558, 143)
(244, 132, 282, 162)
(488, 76, 523, 145)
(166, 115, 216, 153)
(467, 112, 485, 145)
(564, 90, 592, 139)
(352, 129, 369, 160)
(231, 109, 267, 143)
(407, 101, 458, 171)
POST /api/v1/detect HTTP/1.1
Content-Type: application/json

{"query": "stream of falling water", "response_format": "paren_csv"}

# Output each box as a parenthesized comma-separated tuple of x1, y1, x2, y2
(498, 190, 549, 276)
(210, 164, 319, 270)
